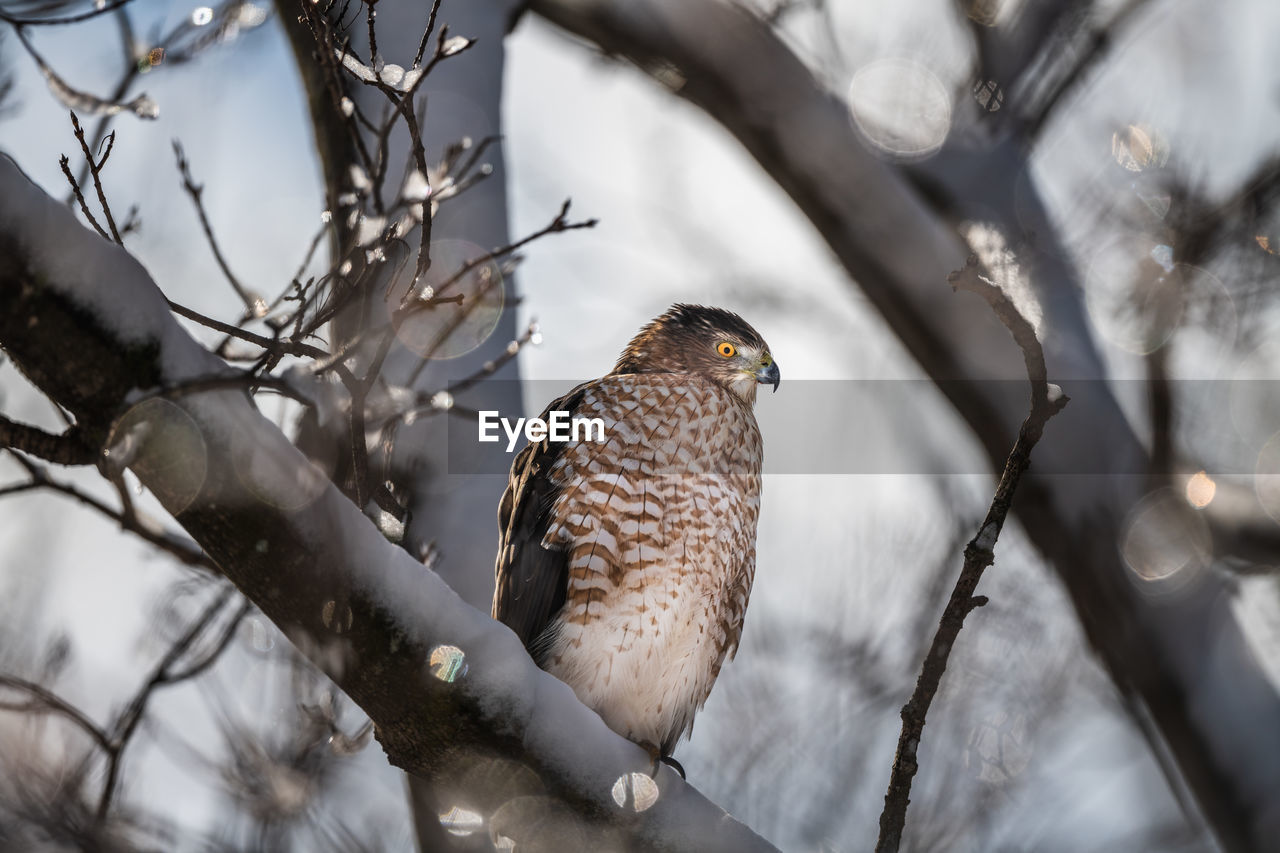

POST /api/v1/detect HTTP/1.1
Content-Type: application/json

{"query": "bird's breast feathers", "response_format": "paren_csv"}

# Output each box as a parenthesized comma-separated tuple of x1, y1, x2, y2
(536, 374, 763, 751)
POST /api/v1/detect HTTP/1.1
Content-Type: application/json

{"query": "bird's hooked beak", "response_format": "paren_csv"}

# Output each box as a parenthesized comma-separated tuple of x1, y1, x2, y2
(755, 355, 780, 393)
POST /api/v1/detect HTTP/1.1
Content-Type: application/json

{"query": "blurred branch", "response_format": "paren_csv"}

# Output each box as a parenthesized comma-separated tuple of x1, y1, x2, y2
(0, 675, 113, 751)
(0, 450, 216, 570)
(0, 582, 246, 829)
(10, 23, 157, 120)
(1020, 0, 1153, 140)
(962, 0, 1089, 97)
(876, 257, 1067, 852)
(1174, 154, 1280, 267)
(0, 0, 134, 27)
(1199, 477, 1280, 572)
(96, 584, 244, 822)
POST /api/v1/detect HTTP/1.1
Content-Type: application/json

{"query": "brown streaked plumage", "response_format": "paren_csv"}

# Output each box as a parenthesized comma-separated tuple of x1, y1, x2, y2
(493, 305, 778, 761)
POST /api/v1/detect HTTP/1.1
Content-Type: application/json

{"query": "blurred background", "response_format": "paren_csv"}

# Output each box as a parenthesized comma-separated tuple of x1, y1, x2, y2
(1, 0, 1279, 850)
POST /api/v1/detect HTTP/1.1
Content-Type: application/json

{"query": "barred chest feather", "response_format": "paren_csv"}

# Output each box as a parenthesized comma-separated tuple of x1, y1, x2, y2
(536, 374, 762, 753)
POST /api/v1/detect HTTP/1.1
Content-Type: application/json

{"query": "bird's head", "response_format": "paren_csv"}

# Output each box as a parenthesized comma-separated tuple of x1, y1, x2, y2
(612, 303, 780, 404)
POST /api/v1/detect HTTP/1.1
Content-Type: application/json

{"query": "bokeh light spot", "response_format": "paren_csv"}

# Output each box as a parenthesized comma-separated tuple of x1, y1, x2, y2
(1084, 235, 1233, 358)
(321, 600, 353, 633)
(963, 0, 1008, 26)
(848, 59, 952, 160)
(1254, 433, 1280, 525)
(1121, 489, 1211, 584)
(104, 397, 208, 514)
(611, 772, 659, 812)
(438, 805, 483, 836)
(1111, 124, 1169, 172)
(1185, 471, 1216, 509)
(393, 239, 505, 360)
(430, 645, 468, 682)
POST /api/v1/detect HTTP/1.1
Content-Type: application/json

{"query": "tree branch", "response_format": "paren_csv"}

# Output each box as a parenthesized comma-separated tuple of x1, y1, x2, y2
(876, 257, 1068, 851)
(0, 416, 95, 465)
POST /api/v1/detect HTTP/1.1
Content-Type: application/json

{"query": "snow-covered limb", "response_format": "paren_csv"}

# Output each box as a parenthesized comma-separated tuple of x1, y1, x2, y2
(0, 153, 776, 851)
(526, 1, 1280, 849)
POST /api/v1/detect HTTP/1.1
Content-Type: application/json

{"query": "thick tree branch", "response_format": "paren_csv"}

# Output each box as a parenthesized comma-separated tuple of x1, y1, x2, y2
(0, 152, 774, 852)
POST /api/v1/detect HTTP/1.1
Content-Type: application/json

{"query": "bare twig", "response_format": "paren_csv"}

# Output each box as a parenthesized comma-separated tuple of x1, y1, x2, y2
(172, 141, 260, 315)
(413, 0, 446, 68)
(875, 256, 1068, 852)
(97, 585, 244, 821)
(167, 298, 330, 362)
(0, 0, 136, 27)
(0, 675, 113, 751)
(1021, 0, 1153, 141)
(402, 199, 594, 384)
(1, 451, 215, 571)
(69, 111, 122, 243)
(58, 154, 110, 241)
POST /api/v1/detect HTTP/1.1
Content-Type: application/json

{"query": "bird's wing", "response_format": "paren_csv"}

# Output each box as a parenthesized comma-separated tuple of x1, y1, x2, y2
(492, 383, 589, 661)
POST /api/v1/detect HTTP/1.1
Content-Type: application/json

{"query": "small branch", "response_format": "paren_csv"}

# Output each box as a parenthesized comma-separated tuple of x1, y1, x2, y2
(167, 298, 330, 361)
(0, 0, 136, 27)
(69, 111, 122, 244)
(0, 675, 113, 751)
(401, 199, 594, 385)
(0, 416, 95, 465)
(413, 0, 446, 68)
(875, 256, 1067, 853)
(172, 141, 259, 314)
(58, 153, 110, 241)
(1021, 0, 1152, 141)
(2, 451, 215, 571)
(97, 585, 241, 822)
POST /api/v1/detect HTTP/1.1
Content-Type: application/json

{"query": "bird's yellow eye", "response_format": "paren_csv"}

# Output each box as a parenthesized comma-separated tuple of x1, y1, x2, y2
(717, 342, 737, 358)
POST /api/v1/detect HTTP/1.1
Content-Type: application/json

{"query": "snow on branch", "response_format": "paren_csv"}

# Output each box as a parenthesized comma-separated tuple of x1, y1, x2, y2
(0, 152, 776, 852)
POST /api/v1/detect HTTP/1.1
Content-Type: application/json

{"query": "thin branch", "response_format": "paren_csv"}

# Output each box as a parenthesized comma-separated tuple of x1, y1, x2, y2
(172, 141, 259, 314)
(0, 0, 136, 27)
(58, 153, 110, 240)
(413, 0, 445, 68)
(875, 256, 1068, 852)
(67, 4, 137, 203)
(69, 110, 122, 243)
(1021, 0, 1153, 141)
(167, 298, 330, 361)
(2, 451, 215, 571)
(0, 675, 113, 751)
(403, 199, 595, 385)
(97, 585, 241, 821)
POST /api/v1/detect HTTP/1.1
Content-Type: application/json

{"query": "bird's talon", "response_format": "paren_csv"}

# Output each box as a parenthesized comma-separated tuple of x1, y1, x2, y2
(659, 754, 686, 780)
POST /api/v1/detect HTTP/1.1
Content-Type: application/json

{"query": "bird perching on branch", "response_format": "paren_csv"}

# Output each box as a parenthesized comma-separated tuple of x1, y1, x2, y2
(493, 304, 779, 775)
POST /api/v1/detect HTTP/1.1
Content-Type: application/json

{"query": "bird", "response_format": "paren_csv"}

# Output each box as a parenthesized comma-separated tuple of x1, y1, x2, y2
(492, 303, 778, 775)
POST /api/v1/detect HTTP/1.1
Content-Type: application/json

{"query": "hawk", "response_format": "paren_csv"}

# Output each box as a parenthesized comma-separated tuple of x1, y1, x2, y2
(492, 304, 778, 770)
